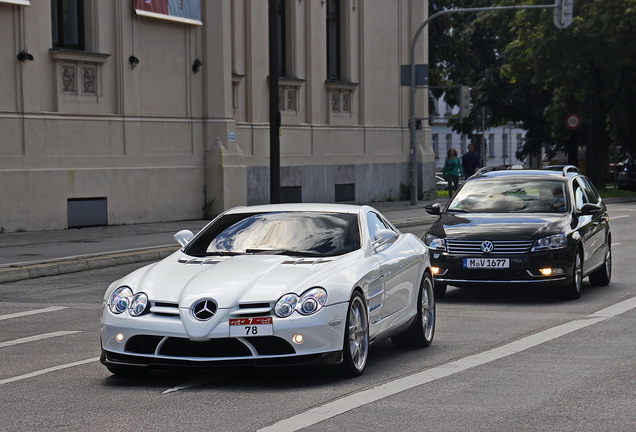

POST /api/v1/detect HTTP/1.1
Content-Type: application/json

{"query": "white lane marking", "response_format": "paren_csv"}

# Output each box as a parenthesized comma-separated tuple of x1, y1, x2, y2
(259, 296, 636, 432)
(0, 331, 82, 348)
(0, 306, 67, 321)
(612, 243, 621, 247)
(611, 215, 630, 220)
(0, 357, 99, 386)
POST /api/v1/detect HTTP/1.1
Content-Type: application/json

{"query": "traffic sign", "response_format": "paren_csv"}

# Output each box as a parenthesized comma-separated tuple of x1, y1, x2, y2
(565, 113, 581, 130)
(554, 0, 574, 29)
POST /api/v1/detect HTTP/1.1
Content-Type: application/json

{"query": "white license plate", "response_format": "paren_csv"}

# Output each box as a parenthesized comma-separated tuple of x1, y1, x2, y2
(464, 258, 510, 269)
(229, 317, 273, 337)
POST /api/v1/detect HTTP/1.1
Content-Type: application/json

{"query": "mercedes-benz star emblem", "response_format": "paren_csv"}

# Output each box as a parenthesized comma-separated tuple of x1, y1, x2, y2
(192, 299, 217, 321)
(480, 241, 495, 253)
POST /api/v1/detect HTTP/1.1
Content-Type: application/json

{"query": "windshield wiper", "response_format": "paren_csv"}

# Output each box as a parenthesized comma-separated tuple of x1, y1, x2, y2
(203, 251, 244, 257)
(245, 248, 324, 257)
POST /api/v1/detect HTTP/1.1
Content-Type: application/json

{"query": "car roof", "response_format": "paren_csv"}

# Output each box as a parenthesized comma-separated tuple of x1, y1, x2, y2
(470, 165, 579, 181)
(223, 203, 367, 215)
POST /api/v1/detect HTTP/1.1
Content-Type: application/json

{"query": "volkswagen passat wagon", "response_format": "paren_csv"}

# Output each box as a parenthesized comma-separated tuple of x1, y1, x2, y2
(424, 166, 611, 299)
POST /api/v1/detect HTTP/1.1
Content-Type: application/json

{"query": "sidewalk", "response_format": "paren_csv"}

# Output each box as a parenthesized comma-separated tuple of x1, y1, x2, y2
(0, 200, 441, 283)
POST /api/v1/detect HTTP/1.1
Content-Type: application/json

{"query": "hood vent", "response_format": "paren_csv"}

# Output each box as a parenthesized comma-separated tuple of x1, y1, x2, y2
(178, 258, 221, 265)
(282, 258, 333, 265)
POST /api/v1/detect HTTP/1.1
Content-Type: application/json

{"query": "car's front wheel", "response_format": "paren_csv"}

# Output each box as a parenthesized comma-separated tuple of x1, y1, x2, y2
(392, 272, 436, 348)
(340, 291, 369, 377)
(589, 243, 611, 286)
(562, 248, 583, 300)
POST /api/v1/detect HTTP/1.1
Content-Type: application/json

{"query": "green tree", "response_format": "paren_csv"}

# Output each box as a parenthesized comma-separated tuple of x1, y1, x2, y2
(430, 0, 636, 186)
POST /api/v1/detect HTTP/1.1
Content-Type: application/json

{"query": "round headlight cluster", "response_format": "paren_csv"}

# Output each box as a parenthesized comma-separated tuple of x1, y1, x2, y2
(275, 288, 328, 318)
(108, 286, 148, 317)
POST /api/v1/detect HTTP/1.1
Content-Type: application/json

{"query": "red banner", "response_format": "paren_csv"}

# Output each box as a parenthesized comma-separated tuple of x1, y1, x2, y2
(134, 0, 201, 25)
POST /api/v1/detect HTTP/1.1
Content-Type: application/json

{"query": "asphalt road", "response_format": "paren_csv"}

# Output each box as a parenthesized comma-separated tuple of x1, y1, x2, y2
(1, 202, 635, 432)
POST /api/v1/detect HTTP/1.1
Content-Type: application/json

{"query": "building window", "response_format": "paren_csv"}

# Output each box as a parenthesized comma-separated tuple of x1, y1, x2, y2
(460, 135, 467, 154)
(446, 134, 453, 155)
(517, 133, 524, 151)
(488, 134, 495, 157)
(432, 134, 439, 158)
(502, 134, 509, 158)
(51, 0, 85, 51)
(326, 0, 342, 80)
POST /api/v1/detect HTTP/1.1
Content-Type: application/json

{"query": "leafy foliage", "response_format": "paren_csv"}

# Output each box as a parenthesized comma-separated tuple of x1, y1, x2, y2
(429, 0, 636, 185)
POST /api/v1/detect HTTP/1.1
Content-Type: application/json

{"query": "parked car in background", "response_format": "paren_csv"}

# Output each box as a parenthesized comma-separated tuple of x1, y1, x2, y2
(101, 204, 436, 377)
(424, 166, 611, 300)
(617, 157, 636, 190)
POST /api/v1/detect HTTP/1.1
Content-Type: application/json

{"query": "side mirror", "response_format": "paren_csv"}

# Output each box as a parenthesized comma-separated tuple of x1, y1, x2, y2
(174, 229, 194, 247)
(373, 229, 398, 251)
(579, 203, 602, 215)
(425, 203, 442, 215)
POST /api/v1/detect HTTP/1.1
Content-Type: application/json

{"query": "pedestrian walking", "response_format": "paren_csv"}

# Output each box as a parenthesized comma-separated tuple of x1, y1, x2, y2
(441, 147, 462, 197)
(462, 142, 481, 178)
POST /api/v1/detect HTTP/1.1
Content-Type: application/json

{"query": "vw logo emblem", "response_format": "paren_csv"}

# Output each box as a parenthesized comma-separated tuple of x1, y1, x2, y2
(192, 299, 217, 321)
(480, 241, 495, 253)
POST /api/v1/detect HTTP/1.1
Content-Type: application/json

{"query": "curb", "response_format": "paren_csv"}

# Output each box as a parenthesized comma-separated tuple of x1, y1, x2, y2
(0, 215, 436, 283)
(0, 246, 178, 284)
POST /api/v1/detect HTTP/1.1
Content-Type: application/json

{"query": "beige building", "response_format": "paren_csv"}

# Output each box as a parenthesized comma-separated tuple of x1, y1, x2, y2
(0, 0, 433, 233)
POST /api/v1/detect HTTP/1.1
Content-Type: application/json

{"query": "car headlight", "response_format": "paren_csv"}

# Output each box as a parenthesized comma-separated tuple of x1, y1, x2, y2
(129, 292, 149, 317)
(275, 288, 328, 318)
(532, 234, 567, 251)
(108, 286, 133, 314)
(424, 233, 447, 251)
(275, 294, 298, 318)
(298, 288, 328, 315)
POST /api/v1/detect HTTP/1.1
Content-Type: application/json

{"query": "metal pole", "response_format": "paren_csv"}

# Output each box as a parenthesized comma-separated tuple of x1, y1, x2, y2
(408, 4, 556, 205)
(269, 0, 281, 204)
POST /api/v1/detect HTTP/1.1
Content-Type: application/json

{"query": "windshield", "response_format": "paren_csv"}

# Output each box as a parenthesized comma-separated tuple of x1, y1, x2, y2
(184, 211, 361, 257)
(448, 179, 568, 213)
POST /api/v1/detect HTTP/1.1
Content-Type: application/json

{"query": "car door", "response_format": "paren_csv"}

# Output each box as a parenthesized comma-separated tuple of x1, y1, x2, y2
(572, 177, 607, 273)
(366, 211, 418, 323)
(579, 176, 609, 270)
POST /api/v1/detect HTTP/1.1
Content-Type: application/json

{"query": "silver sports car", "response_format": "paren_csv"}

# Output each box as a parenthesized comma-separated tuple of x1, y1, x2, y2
(101, 203, 435, 377)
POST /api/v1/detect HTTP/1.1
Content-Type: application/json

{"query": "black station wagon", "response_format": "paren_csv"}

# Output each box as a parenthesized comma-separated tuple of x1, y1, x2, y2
(424, 166, 611, 299)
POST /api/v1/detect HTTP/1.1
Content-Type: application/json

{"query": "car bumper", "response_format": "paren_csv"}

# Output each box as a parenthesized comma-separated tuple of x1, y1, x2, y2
(430, 249, 574, 288)
(100, 302, 348, 369)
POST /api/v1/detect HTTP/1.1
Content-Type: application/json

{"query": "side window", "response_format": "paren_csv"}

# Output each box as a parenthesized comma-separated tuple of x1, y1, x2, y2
(367, 212, 390, 241)
(580, 177, 601, 204)
(573, 179, 589, 211)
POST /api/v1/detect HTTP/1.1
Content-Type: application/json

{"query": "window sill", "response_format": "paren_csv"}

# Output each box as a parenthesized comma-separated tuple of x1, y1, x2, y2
(49, 49, 110, 64)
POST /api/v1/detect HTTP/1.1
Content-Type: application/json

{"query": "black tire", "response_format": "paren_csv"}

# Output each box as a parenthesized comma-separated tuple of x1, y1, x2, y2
(392, 272, 436, 348)
(562, 249, 583, 300)
(589, 243, 611, 286)
(434, 282, 447, 298)
(340, 291, 369, 377)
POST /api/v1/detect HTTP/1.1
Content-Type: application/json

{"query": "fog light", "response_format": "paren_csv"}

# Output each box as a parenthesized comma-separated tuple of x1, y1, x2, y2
(539, 268, 553, 276)
(431, 266, 440, 275)
(115, 333, 125, 342)
(292, 334, 304, 344)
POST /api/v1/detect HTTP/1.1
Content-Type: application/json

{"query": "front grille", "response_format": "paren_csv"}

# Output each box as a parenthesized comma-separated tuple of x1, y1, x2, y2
(447, 239, 533, 254)
(125, 335, 295, 358)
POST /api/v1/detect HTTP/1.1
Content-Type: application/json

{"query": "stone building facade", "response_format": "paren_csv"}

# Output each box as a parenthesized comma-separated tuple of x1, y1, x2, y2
(0, 0, 432, 233)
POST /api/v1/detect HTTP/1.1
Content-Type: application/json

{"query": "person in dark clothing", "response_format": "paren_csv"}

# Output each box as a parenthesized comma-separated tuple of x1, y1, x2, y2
(462, 142, 481, 178)
(441, 148, 462, 197)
